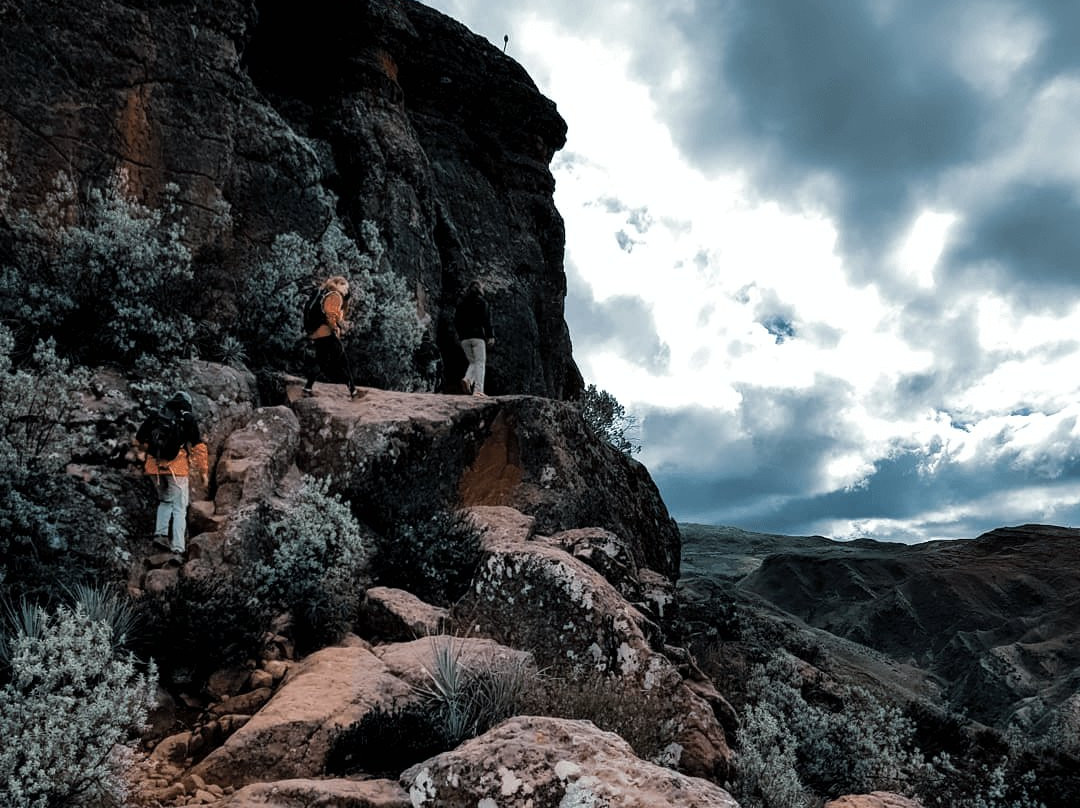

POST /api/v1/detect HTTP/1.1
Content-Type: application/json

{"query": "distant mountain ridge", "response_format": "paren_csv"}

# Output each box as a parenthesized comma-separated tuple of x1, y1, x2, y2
(679, 522, 1080, 730)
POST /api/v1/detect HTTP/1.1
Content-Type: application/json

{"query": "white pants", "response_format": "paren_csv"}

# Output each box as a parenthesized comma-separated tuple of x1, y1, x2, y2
(461, 338, 487, 394)
(154, 475, 190, 552)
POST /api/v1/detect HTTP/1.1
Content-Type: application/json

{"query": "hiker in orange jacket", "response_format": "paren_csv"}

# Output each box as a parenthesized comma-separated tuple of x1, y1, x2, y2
(302, 275, 359, 399)
(135, 391, 208, 555)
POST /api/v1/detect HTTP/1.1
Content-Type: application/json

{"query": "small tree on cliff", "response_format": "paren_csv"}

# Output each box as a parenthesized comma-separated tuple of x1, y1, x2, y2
(579, 384, 641, 457)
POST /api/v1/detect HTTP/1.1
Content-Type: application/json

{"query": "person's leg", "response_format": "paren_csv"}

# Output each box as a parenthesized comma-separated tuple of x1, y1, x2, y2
(153, 475, 171, 540)
(303, 339, 320, 392)
(327, 335, 356, 395)
(472, 339, 488, 395)
(168, 476, 190, 553)
(460, 338, 481, 392)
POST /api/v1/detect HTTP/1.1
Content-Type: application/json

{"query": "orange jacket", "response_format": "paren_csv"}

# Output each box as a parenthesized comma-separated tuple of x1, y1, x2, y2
(144, 443, 208, 478)
(309, 290, 347, 339)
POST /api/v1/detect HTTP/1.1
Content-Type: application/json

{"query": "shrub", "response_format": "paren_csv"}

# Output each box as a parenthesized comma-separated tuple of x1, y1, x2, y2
(735, 653, 927, 806)
(0, 170, 195, 366)
(0, 325, 94, 562)
(371, 509, 483, 607)
(344, 220, 424, 391)
(240, 476, 372, 654)
(578, 384, 641, 456)
(325, 702, 452, 777)
(415, 636, 532, 745)
(520, 670, 682, 763)
(0, 603, 157, 808)
(236, 231, 316, 365)
(136, 571, 266, 690)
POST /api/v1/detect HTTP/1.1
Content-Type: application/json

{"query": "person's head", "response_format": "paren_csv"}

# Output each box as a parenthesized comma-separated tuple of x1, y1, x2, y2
(324, 275, 350, 297)
(167, 391, 193, 414)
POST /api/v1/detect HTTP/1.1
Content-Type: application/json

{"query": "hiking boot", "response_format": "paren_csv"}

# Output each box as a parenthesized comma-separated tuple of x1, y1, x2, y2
(349, 388, 363, 400)
(301, 387, 315, 397)
(151, 534, 171, 551)
(460, 378, 473, 394)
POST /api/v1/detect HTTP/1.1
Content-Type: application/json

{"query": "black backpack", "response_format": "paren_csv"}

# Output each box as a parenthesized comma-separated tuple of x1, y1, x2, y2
(302, 288, 330, 333)
(142, 409, 184, 462)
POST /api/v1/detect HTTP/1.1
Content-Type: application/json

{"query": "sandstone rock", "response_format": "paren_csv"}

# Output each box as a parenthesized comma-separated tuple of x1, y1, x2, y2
(145, 567, 179, 594)
(462, 506, 732, 779)
(548, 527, 640, 597)
(208, 667, 252, 700)
(220, 778, 409, 807)
(210, 687, 274, 717)
(188, 531, 226, 564)
(294, 391, 680, 580)
(190, 638, 412, 789)
(189, 499, 219, 534)
(249, 669, 274, 690)
(401, 715, 738, 808)
(262, 660, 290, 681)
(180, 556, 216, 581)
(214, 406, 301, 513)
(359, 586, 449, 642)
(152, 731, 193, 765)
(825, 793, 925, 808)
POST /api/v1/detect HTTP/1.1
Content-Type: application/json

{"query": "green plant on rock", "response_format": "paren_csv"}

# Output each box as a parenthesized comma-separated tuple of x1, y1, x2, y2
(0, 603, 157, 808)
(136, 571, 266, 690)
(578, 384, 641, 457)
(416, 636, 532, 745)
(0, 169, 195, 366)
(734, 652, 928, 807)
(241, 476, 372, 654)
(372, 509, 482, 607)
(0, 325, 93, 561)
(325, 702, 453, 777)
(519, 670, 682, 763)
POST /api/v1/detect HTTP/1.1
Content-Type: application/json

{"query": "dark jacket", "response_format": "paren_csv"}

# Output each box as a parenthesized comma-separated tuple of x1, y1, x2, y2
(454, 291, 493, 341)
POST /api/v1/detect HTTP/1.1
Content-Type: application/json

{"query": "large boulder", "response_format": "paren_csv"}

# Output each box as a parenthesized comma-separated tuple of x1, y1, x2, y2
(825, 794, 924, 808)
(189, 637, 410, 789)
(462, 506, 732, 780)
(221, 778, 409, 807)
(293, 388, 680, 580)
(400, 715, 739, 808)
(213, 405, 301, 513)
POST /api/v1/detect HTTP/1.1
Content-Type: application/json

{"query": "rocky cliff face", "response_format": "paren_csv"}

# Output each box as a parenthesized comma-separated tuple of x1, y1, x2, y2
(0, 0, 580, 397)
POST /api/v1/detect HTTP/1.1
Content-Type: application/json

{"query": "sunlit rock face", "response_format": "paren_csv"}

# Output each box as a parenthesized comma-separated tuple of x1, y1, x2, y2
(0, 0, 580, 398)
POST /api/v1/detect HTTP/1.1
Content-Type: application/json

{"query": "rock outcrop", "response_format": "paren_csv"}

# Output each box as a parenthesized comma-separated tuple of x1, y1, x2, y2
(401, 715, 738, 808)
(0, 0, 580, 397)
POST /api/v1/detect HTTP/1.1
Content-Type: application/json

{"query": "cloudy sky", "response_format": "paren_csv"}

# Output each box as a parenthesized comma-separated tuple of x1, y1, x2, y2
(425, 0, 1080, 543)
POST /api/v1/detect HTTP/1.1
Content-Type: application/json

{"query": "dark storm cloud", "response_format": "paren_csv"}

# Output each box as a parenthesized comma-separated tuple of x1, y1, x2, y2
(634, 0, 1080, 300)
(563, 260, 670, 373)
(646, 380, 859, 504)
(653, 1, 983, 262)
(943, 183, 1080, 310)
(654, 406, 1080, 541)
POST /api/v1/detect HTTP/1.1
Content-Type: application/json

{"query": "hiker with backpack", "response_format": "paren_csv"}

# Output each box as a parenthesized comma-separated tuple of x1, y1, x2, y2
(454, 279, 495, 396)
(302, 275, 359, 399)
(135, 391, 208, 555)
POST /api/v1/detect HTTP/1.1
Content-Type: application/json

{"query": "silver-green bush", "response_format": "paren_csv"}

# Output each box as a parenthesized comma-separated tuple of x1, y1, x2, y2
(0, 603, 157, 808)
(0, 170, 194, 366)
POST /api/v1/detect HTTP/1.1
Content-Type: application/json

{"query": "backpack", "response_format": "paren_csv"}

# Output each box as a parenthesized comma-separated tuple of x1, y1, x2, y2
(142, 409, 184, 462)
(303, 288, 330, 333)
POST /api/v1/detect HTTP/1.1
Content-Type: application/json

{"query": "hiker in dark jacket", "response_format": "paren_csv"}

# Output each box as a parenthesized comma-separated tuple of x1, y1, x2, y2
(454, 280, 495, 396)
(135, 391, 208, 555)
(303, 274, 359, 399)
